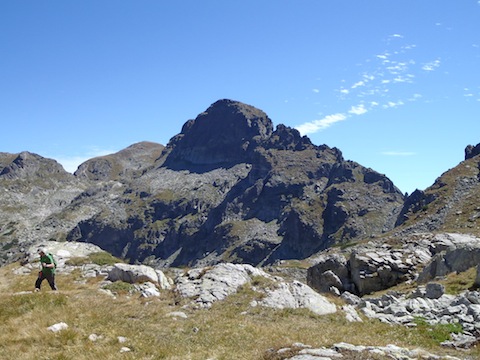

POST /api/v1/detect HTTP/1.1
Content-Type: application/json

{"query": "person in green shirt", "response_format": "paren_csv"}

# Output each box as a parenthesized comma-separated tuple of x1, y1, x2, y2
(34, 248, 57, 291)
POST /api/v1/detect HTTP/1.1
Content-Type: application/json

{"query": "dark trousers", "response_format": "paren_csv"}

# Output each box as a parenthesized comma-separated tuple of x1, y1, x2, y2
(35, 271, 57, 290)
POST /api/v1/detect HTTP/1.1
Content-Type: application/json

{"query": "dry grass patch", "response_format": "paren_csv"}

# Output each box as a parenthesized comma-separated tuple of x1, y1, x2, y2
(0, 263, 479, 359)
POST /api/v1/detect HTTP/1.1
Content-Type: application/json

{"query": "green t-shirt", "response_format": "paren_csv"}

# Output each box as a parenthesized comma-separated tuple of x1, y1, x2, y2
(40, 253, 56, 276)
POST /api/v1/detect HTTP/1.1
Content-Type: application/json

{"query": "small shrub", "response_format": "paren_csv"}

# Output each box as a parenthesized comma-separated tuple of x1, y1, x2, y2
(442, 267, 477, 294)
(413, 316, 463, 343)
(65, 252, 122, 267)
(88, 251, 123, 266)
(103, 281, 136, 295)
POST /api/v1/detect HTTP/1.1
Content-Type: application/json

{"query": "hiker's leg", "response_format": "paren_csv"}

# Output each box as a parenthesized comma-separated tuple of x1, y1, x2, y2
(35, 273, 44, 290)
(46, 274, 57, 291)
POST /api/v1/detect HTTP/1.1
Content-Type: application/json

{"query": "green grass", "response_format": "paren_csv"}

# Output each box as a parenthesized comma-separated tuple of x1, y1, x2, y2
(65, 251, 123, 267)
(440, 267, 478, 294)
(0, 262, 478, 360)
(413, 316, 463, 343)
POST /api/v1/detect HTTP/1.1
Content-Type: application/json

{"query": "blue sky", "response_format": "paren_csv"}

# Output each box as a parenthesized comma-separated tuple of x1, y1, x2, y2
(2, 1, 480, 194)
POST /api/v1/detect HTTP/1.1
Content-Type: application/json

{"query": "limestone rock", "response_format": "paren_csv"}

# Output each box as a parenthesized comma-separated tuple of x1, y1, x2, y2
(256, 280, 336, 316)
(418, 233, 480, 283)
(174, 263, 336, 315)
(47, 322, 68, 333)
(107, 263, 159, 284)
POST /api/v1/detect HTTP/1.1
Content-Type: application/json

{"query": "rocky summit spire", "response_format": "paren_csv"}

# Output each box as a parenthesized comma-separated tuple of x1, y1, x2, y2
(164, 99, 274, 170)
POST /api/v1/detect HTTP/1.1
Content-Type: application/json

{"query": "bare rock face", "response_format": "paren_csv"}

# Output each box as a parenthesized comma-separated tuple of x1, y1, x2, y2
(174, 263, 336, 316)
(417, 233, 480, 283)
(0, 99, 406, 267)
(307, 233, 480, 297)
(0, 151, 73, 181)
(74, 141, 164, 181)
(163, 99, 274, 170)
(63, 100, 403, 266)
(465, 142, 480, 160)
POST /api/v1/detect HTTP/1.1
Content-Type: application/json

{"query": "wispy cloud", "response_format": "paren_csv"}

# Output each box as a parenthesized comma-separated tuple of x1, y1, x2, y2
(422, 59, 441, 71)
(381, 151, 416, 156)
(382, 100, 405, 109)
(296, 113, 347, 135)
(297, 102, 370, 135)
(299, 34, 441, 136)
(351, 80, 366, 89)
(349, 104, 367, 115)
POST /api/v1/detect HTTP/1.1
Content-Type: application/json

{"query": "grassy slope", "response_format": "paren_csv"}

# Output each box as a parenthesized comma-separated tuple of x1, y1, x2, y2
(0, 263, 478, 360)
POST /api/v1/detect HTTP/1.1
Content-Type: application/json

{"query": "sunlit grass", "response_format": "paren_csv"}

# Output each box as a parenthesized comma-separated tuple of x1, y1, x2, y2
(0, 262, 478, 360)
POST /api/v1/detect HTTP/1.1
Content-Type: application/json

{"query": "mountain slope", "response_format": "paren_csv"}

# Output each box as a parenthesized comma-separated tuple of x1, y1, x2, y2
(394, 149, 480, 237)
(63, 99, 405, 266)
(74, 141, 164, 181)
(7, 99, 477, 268)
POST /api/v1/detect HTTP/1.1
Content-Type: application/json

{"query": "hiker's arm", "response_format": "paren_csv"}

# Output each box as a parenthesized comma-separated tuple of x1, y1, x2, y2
(42, 262, 54, 268)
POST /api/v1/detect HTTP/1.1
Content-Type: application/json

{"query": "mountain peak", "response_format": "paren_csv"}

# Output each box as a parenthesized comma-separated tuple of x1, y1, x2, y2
(465, 143, 480, 160)
(163, 99, 274, 169)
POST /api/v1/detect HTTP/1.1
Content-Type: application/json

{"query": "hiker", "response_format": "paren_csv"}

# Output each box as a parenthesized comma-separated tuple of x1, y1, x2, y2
(35, 248, 57, 291)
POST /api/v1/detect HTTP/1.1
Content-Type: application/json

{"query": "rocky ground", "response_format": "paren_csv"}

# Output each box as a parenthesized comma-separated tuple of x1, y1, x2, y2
(7, 237, 480, 359)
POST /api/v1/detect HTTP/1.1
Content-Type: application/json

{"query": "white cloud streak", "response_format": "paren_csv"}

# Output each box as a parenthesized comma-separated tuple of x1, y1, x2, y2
(296, 102, 369, 135)
(302, 33, 443, 137)
(383, 100, 405, 108)
(422, 59, 441, 71)
(296, 113, 347, 135)
(349, 104, 367, 115)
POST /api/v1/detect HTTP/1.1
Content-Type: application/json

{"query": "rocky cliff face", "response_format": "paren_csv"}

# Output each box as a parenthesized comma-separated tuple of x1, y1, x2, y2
(61, 99, 405, 267)
(163, 99, 275, 170)
(394, 144, 480, 235)
(2, 99, 478, 268)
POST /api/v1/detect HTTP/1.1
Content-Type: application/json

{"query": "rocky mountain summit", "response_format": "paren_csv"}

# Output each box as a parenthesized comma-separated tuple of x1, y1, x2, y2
(1, 99, 408, 267)
(1, 98, 480, 271)
(3, 96, 480, 358)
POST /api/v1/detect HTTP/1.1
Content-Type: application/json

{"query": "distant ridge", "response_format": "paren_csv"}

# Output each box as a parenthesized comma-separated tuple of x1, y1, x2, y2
(0, 99, 479, 268)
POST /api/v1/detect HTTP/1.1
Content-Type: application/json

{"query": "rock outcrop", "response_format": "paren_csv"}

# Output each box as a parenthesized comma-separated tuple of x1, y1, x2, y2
(307, 233, 480, 296)
(74, 141, 163, 181)
(355, 285, 480, 348)
(465, 143, 480, 160)
(174, 263, 336, 315)
(65, 99, 405, 267)
(270, 342, 463, 360)
(2, 100, 480, 272)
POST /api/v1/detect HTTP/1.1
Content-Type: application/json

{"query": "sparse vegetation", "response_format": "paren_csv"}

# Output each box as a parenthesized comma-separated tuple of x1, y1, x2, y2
(0, 262, 478, 360)
(102, 280, 136, 295)
(65, 252, 123, 267)
(413, 316, 463, 343)
(439, 266, 477, 295)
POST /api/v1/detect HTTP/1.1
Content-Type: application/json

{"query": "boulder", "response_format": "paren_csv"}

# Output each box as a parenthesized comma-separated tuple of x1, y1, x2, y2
(174, 263, 336, 315)
(307, 254, 352, 294)
(107, 263, 159, 284)
(175, 263, 264, 307)
(425, 282, 445, 299)
(418, 233, 480, 283)
(254, 280, 336, 316)
(349, 249, 412, 296)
